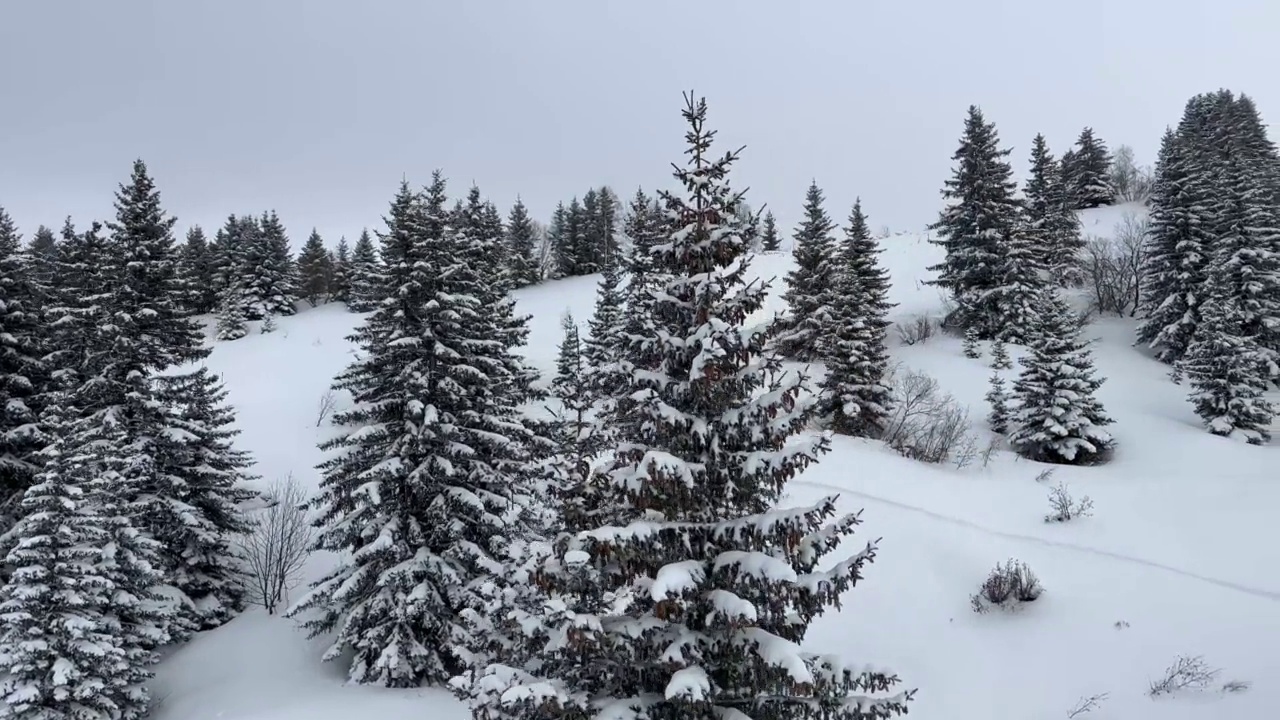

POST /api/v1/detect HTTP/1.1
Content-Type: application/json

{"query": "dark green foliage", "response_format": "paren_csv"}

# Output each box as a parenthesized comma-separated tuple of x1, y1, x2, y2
(329, 236, 352, 304)
(927, 106, 1025, 337)
(179, 225, 218, 314)
(760, 209, 781, 251)
(776, 181, 838, 360)
(963, 325, 982, 358)
(986, 372, 1010, 434)
(505, 198, 540, 287)
(26, 224, 57, 287)
(297, 228, 333, 307)
(345, 228, 381, 312)
(1010, 291, 1113, 464)
(820, 199, 896, 437)
(1065, 127, 1115, 209)
(1024, 134, 1084, 286)
(240, 210, 298, 318)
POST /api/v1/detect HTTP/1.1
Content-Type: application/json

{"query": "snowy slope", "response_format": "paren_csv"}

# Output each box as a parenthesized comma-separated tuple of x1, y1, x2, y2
(154, 203, 1280, 720)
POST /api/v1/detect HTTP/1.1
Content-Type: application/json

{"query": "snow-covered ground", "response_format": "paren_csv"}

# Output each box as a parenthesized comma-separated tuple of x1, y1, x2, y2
(154, 202, 1280, 720)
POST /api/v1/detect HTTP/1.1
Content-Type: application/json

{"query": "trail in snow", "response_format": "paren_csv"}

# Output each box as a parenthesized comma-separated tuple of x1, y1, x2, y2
(795, 478, 1280, 603)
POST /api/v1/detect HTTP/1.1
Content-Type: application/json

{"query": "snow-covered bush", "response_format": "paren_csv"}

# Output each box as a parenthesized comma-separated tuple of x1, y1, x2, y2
(882, 369, 976, 464)
(971, 558, 1042, 613)
(896, 314, 937, 345)
(1044, 482, 1094, 523)
(242, 475, 313, 615)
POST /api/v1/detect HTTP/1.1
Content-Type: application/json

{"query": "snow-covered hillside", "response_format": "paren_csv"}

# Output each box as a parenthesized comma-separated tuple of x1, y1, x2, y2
(154, 203, 1280, 720)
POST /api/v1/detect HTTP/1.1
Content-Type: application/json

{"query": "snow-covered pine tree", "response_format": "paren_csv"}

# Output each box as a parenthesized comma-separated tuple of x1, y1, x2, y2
(0, 403, 169, 720)
(1136, 102, 1218, 364)
(209, 214, 245, 302)
(505, 198, 540, 288)
(986, 371, 1010, 434)
(27, 224, 56, 270)
(239, 211, 297, 319)
(288, 177, 538, 687)
(178, 225, 218, 314)
(776, 180, 838, 360)
(820, 199, 896, 437)
(991, 336, 1012, 369)
(346, 228, 381, 312)
(1059, 148, 1080, 209)
(1024, 134, 1081, 284)
(297, 228, 333, 307)
(1010, 290, 1114, 463)
(928, 106, 1023, 337)
(1178, 272, 1274, 444)
(546, 202, 569, 279)
(0, 208, 47, 531)
(461, 93, 912, 720)
(215, 286, 249, 341)
(1069, 127, 1116, 209)
(760, 209, 781, 251)
(546, 311, 604, 531)
(330, 236, 352, 304)
(583, 249, 624, 386)
(583, 186, 621, 272)
(963, 325, 982, 358)
(44, 219, 112, 381)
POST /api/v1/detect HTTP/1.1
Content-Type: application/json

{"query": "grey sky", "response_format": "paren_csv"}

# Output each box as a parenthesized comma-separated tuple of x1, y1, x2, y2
(2, 0, 1276, 248)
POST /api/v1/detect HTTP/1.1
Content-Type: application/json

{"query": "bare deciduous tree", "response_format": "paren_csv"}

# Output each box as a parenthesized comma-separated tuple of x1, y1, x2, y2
(316, 389, 338, 427)
(1084, 212, 1148, 316)
(242, 475, 314, 615)
(1110, 144, 1154, 203)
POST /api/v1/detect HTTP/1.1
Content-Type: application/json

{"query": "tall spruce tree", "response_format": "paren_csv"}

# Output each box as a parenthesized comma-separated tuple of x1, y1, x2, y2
(820, 199, 896, 437)
(927, 106, 1024, 337)
(1010, 290, 1114, 464)
(239, 211, 297, 319)
(776, 181, 838, 360)
(1024, 134, 1084, 284)
(179, 226, 218, 314)
(556, 197, 587, 277)
(0, 208, 47, 528)
(505, 198, 540, 288)
(546, 202, 569, 279)
(583, 250, 624, 386)
(26, 224, 57, 288)
(760, 209, 781, 251)
(461, 94, 911, 720)
(288, 178, 538, 687)
(1068, 127, 1115, 209)
(330, 236, 352, 304)
(297, 228, 333, 307)
(345, 228, 381, 312)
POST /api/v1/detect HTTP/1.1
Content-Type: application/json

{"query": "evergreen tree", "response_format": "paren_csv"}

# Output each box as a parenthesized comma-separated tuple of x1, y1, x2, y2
(760, 209, 781, 251)
(153, 368, 257, 628)
(927, 106, 1024, 337)
(986, 372, 1010, 434)
(462, 94, 911, 720)
(240, 211, 297, 319)
(505, 198, 540, 288)
(345, 229, 381, 312)
(1068, 127, 1115, 209)
(819, 199, 896, 437)
(583, 251, 624, 384)
(288, 178, 538, 687)
(297, 228, 333, 307)
(330, 236, 352, 304)
(1059, 148, 1080, 209)
(209, 214, 245, 302)
(1024, 134, 1084, 285)
(1178, 273, 1274, 444)
(963, 325, 982, 358)
(178, 225, 218, 314)
(26, 224, 57, 288)
(549, 312, 596, 488)
(0, 405, 168, 720)
(587, 186, 621, 270)
(215, 287, 249, 341)
(991, 336, 1012, 369)
(776, 181, 838, 360)
(555, 197, 587, 277)
(0, 208, 47, 524)
(546, 202, 568, 279)
(1136, 113, 1216, 364)
(45, 219, 112, 382)
(1010, 291, 1114, 463)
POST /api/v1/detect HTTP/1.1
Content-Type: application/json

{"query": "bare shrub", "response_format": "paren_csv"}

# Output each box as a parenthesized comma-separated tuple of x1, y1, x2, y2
(881, 369, 976, 464)
(242, 475, 314, 614)
(1066, 692, 1109, 719)
(1084, 212, 1147, 316)
(1034, 468, 1056, 484)
(1221, 679, 1252, 694)
(316, 389, 338, 427)
(1148, 655, 1221, 697)
(896, 314, 937, 346)
(1044, 482, 1094, 523)
(979, 436, 1000, 468)
(971, 558, 1043, 613)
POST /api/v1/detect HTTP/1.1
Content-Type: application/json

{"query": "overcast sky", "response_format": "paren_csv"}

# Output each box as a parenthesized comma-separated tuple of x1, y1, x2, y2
(2, 0, 1277, 247)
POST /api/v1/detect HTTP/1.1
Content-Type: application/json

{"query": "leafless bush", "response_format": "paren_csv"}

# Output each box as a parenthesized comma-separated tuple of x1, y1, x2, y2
(1111, 145, 1155, 203)
(316, 389, 338, 427)
(242, 475, 314, 614)
(1066, 692, 1109, 718)
(971, 558, 1043, 613)
(979, 436, 1000, 468)
(1084, 212, 1147, 316)
(881, 369, 976, 464)
(1221, 679, 1252, 694)
(1044, 482, 1094, 523)
(1148, 655, 1221, 697)
(896, 314, 937, 346)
